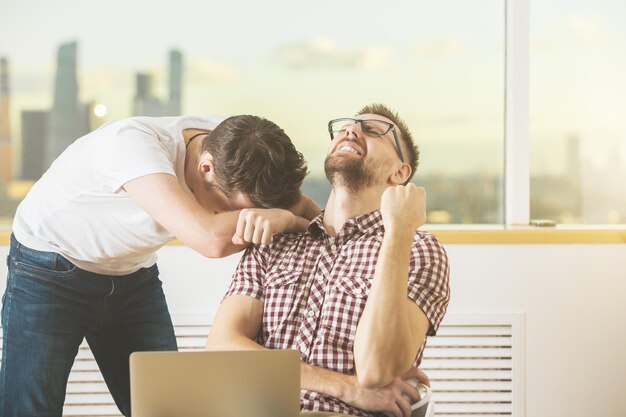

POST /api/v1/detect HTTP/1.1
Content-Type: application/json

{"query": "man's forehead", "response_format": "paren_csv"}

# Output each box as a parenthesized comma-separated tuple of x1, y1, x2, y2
(355, 113, 394, 125)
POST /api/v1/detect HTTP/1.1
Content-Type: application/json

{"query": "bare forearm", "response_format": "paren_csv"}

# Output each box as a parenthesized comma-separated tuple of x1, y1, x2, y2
(124, 174, 311, 258)
(288, 215, 311, 233)
(354, 229, 417, 386)
(180, 210, 308, 257)
(301, 363, 357, 400)
(191, 210, 246, 257)
(205, 330, 266, 351)
(207, 331, 354, 402)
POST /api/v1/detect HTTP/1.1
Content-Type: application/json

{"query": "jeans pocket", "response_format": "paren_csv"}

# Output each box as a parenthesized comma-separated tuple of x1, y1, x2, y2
(12, 254, 79, 281)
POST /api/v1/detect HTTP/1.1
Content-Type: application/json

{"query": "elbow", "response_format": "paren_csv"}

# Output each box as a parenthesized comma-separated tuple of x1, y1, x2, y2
(202, 248, 227, 258)
(183, 232, 238, 258)
(204, 332, 220, 350)
(205, 331, 231, 351)
(354, 350, 394, 388)
(199, 242, 233, 259)
(356, 367, 395, 389)
(355, 353, 414, 388)
(355, 358, 397, 388)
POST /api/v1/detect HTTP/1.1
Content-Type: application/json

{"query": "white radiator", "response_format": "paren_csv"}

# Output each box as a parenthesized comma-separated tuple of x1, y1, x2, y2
(0, 313, 525, 417)
(421, 313, 525, 417)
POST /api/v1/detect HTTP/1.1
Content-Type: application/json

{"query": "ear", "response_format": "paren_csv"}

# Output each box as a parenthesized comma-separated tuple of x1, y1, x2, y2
(388, 162, 412, 185)
(198, 151, 216, 183)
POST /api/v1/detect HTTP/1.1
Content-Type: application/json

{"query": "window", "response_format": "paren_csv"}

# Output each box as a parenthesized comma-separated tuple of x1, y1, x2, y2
(0, 0, 505, 226)
(4, 1, 622, 228)
(530, 0, 626, 224)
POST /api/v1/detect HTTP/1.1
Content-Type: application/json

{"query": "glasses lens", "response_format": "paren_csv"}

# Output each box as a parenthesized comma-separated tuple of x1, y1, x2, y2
(329, 119, 356, 138)
(361, 120, 391, 136)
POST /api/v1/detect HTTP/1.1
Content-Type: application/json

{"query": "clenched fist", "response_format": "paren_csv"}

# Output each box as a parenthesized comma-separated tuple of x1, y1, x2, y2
(232, 208, 296, 245)
(380, 184, 427, 233)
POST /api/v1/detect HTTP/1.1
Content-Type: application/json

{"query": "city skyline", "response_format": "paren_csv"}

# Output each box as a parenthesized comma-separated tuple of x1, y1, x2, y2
(0, 0, 625, 224)
(0, 43, 184, 180)
(0, 0, 508, 179)
(2, 1, 626, 177)
(0, 37, 624, 224)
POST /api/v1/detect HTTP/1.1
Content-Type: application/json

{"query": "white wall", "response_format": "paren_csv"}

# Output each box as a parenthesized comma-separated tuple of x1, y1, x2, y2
(1, 243, 625, 417)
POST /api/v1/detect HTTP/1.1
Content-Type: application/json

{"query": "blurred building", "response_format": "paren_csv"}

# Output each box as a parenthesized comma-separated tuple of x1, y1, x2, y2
(46, 41, 91, 167)
(133, 73, 164, 116)
(20, 110, 48, 180)
(0, 57, 11, 184)
(168, 49, 183, 115)
(133, 49, 183, 117)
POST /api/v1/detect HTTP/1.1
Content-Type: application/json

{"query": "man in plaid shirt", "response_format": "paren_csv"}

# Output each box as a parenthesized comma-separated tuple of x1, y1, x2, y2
(207, 103, 450, 417)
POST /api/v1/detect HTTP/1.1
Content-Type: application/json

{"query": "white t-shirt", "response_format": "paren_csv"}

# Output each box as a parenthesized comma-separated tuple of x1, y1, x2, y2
(13, 115, 226, 275)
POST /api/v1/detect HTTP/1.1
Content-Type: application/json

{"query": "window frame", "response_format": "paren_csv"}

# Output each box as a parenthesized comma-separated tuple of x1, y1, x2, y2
(504, 0, 530, 227)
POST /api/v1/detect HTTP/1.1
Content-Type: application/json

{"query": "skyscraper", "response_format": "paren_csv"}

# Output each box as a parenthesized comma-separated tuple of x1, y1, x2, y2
(133, 73, 164, 116)
(168, 49, 183, 115)
(133, 49, 184, 117)
(0, 57, 11, 184)
(20, 111, 48, 181)
(46, 41, 90, 167)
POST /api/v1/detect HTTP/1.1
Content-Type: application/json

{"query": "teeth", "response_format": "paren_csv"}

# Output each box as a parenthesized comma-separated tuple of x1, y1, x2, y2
(338, 145, 360, 155)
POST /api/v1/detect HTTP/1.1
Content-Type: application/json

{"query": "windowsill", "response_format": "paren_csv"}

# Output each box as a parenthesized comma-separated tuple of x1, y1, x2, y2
(428, 228, 626, 244)
(1, 227, 625, 245)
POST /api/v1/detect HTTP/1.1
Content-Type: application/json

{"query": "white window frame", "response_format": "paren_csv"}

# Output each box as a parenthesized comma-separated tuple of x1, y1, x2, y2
(504, 0, 530, 227)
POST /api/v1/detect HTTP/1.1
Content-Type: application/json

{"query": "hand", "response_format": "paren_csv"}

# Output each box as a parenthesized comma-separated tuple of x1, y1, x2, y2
(343, 374, 420, 417)
(288, 194, 322, 220)
(232, 208, 296, 245)
(380, 184, 426, 233)
(403, 366, 430, 388)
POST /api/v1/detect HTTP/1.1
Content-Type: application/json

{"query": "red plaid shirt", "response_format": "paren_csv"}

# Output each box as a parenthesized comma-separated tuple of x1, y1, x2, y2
(224, 210, 450, 417)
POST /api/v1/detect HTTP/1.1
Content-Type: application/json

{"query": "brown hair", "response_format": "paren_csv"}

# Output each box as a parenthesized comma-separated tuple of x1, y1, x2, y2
(356, 103, 419, 183)
(202, 115, 307, 208)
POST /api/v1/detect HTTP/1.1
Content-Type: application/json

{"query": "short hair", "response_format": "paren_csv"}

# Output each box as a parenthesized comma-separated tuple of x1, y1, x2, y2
(202, 115, 307, 208)
(356, 103, 419, 183)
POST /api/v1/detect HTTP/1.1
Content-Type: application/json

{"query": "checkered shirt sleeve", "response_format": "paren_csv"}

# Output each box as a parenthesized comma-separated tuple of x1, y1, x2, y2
(223, 245, 270, 301)
(408, 231, 451, 336)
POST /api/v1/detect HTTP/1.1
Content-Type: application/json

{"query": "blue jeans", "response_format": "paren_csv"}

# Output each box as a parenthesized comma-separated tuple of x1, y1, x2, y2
(0, 234, 177, 417)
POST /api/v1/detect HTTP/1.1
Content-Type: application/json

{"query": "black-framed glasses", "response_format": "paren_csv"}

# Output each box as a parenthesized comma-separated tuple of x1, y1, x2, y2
(327, 118, 405, 162)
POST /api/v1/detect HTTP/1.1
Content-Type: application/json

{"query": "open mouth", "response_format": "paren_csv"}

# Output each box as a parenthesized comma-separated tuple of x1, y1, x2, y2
(336, 144, 363, 156)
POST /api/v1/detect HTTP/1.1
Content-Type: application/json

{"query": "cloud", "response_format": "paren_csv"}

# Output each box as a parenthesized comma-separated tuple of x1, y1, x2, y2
(80, 67, 131, 93)
(186, 56, 238, 84)
(412, 37, 463, 58)
(272, 38, 391, 71)
(565, 15, 610, 46)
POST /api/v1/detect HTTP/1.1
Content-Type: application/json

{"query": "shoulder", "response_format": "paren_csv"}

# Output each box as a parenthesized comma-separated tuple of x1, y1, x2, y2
(271, 231, 305, 250)
(182, 115, 228, 129)
(242, 231, 308, 265)
(86, 117, 157, 142)
(411, 230, 448, 264)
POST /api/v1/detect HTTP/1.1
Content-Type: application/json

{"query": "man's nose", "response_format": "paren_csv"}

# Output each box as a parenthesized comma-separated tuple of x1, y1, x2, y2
(344, 122, 360, 138)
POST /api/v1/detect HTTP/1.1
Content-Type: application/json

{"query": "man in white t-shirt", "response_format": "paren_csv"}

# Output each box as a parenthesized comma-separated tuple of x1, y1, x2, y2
(0, 114, 320, 417)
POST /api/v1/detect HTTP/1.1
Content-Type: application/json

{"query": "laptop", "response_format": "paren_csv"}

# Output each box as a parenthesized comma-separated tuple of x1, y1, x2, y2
(130, 350, 301, 417)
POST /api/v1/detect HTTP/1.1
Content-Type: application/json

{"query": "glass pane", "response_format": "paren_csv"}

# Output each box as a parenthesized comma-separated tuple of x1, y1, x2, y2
(0, 0, 504, 226)
(530, 0, 626, 224)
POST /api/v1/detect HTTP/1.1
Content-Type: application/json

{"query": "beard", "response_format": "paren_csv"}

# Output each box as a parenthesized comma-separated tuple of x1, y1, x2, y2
(324, 153, 376, 192)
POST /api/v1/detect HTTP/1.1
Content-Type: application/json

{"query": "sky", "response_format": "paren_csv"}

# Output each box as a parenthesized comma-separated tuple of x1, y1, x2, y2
(1, 0, 625, 177)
